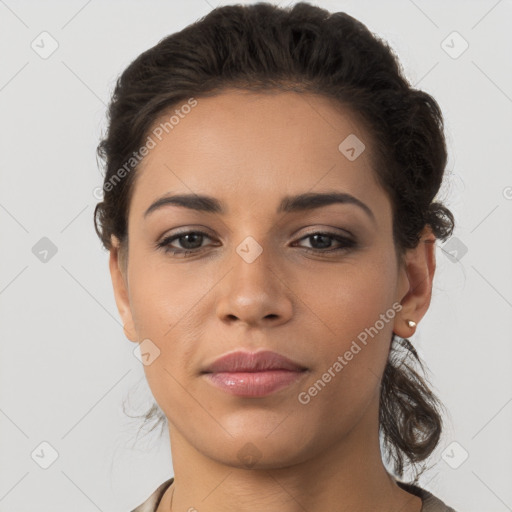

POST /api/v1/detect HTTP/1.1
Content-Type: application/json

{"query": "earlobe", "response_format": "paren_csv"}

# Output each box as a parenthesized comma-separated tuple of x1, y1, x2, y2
(123, 323, 137, 341)
(109, 236, 138, 343)
(393, 226, 436, 338)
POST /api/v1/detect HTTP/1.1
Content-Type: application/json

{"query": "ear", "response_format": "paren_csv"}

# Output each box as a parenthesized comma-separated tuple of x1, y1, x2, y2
(109, 235, 138, 343)
(393, 225, 437, 338)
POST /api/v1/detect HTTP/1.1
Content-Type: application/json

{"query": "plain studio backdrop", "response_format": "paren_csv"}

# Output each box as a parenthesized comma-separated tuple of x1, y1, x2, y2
(0, 1, 511, 511)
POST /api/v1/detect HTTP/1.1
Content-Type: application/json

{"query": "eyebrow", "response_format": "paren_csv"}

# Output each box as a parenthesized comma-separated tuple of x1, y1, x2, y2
(144, 191, 375, 223)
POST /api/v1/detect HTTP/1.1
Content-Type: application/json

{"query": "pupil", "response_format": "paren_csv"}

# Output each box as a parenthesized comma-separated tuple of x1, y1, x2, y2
(182, 233, 202, 249)
(312, 234, 330, 249)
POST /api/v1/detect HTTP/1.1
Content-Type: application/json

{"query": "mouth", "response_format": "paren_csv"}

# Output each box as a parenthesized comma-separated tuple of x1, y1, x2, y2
(201, 350, 308, 397)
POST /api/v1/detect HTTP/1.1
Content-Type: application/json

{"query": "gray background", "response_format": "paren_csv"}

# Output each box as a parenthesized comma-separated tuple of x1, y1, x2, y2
(0, 0, 511, 510)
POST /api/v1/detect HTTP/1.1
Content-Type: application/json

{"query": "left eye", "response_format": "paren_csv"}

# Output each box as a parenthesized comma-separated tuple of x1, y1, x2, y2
(156, 230, 355, 256)
(294, 232, 355, 252)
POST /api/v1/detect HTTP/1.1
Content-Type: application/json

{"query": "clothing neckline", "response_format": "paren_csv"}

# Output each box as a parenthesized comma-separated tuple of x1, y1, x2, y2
(134, 476, 454, 512)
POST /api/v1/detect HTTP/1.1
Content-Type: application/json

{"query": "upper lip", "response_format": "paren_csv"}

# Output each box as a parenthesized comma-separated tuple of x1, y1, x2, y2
(202, 350, 307, 373)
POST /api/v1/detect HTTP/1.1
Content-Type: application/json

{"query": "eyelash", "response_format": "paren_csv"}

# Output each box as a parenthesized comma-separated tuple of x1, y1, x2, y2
(156, 230, 356, 257)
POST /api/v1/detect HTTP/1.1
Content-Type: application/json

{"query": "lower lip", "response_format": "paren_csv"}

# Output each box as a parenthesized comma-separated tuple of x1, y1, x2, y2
(203, 370, 306, 397)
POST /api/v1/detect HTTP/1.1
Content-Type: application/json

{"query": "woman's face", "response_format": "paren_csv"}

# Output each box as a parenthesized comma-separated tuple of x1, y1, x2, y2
(110, 89, 425, 469)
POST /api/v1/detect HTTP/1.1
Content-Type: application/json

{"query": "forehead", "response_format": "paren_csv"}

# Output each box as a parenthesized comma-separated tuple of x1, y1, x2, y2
(129, 89, 384, 218)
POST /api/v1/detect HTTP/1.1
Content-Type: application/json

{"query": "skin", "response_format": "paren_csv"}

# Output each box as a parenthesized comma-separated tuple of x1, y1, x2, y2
(109, 89, 436, 512)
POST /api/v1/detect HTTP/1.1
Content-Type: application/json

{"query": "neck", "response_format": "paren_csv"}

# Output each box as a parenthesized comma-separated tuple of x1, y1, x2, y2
(158, 393, 421, 512)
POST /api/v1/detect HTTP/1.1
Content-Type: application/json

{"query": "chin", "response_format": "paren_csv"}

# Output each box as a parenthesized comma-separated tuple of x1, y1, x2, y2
(196, 430, 313, 470)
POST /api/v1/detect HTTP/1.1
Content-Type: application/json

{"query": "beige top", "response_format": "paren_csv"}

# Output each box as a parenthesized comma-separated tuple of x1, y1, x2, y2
(130, 477, 458, 511)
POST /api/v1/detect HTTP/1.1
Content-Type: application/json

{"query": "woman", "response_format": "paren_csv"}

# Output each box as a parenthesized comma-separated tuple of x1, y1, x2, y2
(94, 2, 458, 511)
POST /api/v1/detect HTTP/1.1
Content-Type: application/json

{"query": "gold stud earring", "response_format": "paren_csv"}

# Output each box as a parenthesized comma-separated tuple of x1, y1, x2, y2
(406, 320, 417, 328)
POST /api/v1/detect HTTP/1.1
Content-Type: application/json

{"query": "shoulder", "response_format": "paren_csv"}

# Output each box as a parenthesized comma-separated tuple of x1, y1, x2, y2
(396, 479, 458, 512)
(130, 477, 174, 512)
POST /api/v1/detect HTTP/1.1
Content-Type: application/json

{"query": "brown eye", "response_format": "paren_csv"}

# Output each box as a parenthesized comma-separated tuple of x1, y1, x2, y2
(157, 230, 214, 256)
(294, 232, 356, 253)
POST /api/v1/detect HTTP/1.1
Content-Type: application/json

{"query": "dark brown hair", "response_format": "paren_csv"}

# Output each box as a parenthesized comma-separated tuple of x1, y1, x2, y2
(94, 2, 454, 482)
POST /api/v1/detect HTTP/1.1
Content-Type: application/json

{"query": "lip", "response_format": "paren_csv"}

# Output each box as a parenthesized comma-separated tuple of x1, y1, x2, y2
(201, 350, 308, 397)
(202, 350, 307, 373)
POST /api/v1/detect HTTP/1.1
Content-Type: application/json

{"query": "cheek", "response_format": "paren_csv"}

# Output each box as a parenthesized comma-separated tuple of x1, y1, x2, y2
(126, 253, 214, 394)
(127, 254, 205, 336)
(298, 251, 398, 341)
(295, 254, 398, 396)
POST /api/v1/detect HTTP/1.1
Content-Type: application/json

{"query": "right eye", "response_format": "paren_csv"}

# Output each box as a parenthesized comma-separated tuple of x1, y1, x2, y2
(156, 230, 216, 256)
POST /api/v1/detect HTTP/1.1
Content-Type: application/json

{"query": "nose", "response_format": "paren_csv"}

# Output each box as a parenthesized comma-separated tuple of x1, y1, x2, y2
(215, 243, 293, 328)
